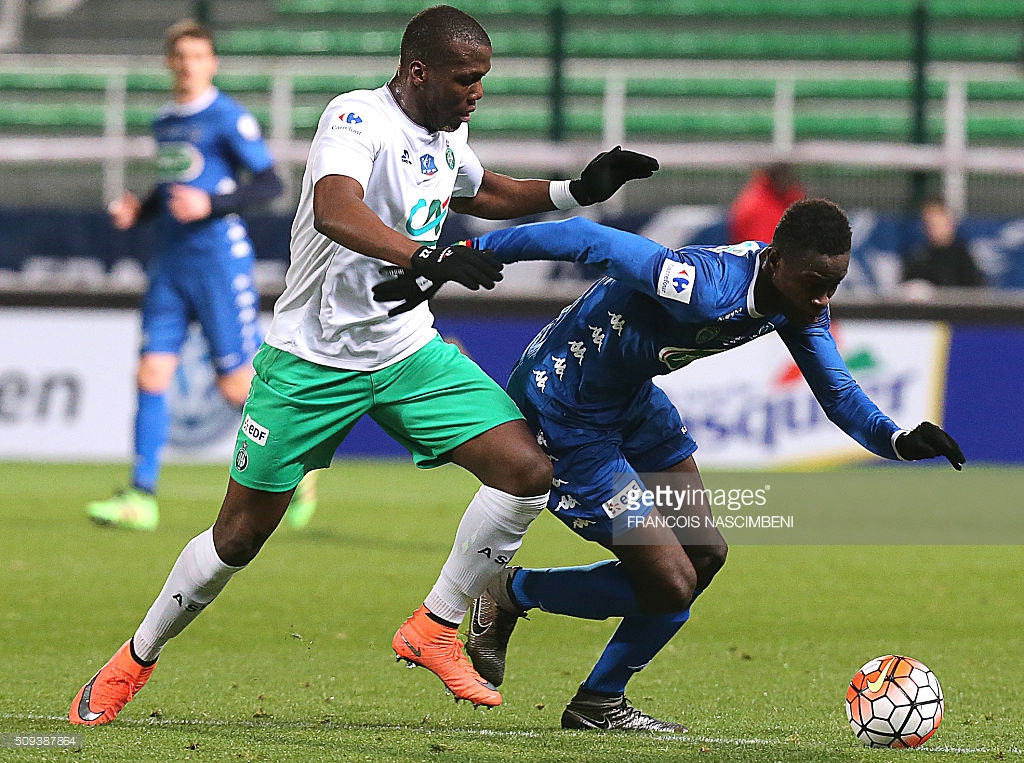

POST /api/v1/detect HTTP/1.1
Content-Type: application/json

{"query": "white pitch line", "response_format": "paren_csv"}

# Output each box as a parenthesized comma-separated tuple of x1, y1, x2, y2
(2, 713, 1019, 755)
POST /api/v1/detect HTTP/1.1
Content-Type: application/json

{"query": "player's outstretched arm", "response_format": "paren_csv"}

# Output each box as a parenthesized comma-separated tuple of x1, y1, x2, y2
(894, 422, 966, 470)
(450, 147, 658, 220)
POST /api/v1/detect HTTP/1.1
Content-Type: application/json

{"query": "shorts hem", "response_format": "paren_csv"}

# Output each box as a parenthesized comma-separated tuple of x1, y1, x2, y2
(414, 412, 524, 469)
(229, 470, 303, 493)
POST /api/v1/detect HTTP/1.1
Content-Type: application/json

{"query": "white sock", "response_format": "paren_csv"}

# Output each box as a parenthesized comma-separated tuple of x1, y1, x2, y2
(423, 486, 548, 624)
(132, 527, 244, 662)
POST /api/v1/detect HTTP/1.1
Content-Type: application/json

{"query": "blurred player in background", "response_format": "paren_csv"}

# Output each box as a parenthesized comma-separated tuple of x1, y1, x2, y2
(86, 20, 318, 532)
(69, 5, 658, 725)
(727, 161, 805, 245)
(382, 200, 963, 732)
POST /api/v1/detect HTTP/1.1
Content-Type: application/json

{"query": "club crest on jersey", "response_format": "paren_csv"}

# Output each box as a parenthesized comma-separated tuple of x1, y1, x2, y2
(420, 154, 438, 176)
(234, 441, 248, 471)
(657, 260, 696, 304)
(446, 146, 455, 170)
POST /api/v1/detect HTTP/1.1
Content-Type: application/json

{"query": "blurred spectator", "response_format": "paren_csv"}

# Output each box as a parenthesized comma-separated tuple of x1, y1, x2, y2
(727, 162, 805, 244)
(902, 198, 984, 289)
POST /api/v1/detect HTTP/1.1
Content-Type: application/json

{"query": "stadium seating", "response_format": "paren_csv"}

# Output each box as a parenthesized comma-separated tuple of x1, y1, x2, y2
(272, 0, 1024, 21)
(214, 29, 1021, 63)
(3, 68, 1024, 143)
(3, 2, 1024, 145)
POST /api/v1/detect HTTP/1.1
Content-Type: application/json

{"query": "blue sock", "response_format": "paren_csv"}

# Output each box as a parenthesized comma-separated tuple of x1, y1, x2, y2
(582, 608, 691, 695)
(131, 390, 169, 494)
(511, 560, 648, 619)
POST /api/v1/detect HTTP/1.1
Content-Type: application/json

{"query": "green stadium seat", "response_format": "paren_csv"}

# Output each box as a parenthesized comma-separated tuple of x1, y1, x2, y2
(273, 0, 1024, 20)
(3, 64, 1024, 145)
(217, 27, 1022, 63)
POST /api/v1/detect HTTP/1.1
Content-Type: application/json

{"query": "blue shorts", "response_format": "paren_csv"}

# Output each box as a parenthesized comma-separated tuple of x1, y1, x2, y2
(141, 250, 260, 374)
(510, 379, 697, 544)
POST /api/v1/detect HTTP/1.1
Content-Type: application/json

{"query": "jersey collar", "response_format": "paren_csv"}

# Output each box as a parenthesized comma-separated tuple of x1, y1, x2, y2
(746, 250, 764, 318)
(161, 86, 219, 118)
(379, 83, 433, 136)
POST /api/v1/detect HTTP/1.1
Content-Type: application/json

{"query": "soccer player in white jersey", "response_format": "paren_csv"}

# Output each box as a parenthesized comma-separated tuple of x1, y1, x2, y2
(69, 5, 658, 724)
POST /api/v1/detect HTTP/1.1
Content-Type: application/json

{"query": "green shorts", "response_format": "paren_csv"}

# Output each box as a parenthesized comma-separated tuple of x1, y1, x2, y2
(229, 336, 524, 491)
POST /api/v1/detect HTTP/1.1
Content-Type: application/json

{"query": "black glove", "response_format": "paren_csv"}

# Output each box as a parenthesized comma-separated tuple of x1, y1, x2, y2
(408, 244, 503, 290)
(372, 271, 442, 316)
(569, 146, 660, 206)
(894, 422, 965, 470)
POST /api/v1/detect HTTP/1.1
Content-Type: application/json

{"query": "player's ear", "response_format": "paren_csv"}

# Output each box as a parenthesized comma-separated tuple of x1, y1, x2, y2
(761, 246, 781, 276)
(408, 60, 428, 87)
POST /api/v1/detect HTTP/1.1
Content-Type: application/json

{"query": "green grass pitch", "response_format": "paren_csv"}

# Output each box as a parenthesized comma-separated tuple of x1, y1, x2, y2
(0, 461, 1021, 762)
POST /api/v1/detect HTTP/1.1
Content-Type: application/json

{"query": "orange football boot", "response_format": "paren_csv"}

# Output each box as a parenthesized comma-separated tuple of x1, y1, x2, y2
(70, 640, 156, 725)
(392, 606, 501, 707)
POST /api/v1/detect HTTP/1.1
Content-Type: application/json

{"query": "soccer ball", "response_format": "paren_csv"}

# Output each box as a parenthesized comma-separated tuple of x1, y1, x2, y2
(845, 655, 944, 748)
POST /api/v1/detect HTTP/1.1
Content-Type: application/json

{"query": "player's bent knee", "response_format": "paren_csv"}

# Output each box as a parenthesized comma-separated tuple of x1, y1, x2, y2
(136, 355, 178, 393)
(212, 521, 272, 567)
(691, 542, 728, 593)
(639, 566, 698, 614)
(700, 542, 729, 576)
(503, 448, 553, 497)
(481, 446, 548, 499)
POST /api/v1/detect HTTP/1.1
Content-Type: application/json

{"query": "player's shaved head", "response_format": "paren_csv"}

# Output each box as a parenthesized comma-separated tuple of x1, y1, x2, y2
(772, 198, 851, 259)
(400, 5, 491, 68)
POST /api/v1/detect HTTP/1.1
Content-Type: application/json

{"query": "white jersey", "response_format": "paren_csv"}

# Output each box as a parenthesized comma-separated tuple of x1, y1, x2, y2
(265, 84, 485, 370)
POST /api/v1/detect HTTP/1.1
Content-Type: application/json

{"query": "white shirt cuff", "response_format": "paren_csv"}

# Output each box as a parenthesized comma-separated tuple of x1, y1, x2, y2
(891, 429, 911, 461)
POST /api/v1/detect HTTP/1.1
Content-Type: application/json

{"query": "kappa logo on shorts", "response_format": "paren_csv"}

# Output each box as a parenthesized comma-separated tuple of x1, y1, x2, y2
(235, 441, 248, 471)
(242, 414, 269, 446)
(602, 479, 642, 519)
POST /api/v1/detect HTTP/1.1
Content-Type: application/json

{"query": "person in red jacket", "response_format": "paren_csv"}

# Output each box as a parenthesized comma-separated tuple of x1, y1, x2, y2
(727, 162, 805, 244)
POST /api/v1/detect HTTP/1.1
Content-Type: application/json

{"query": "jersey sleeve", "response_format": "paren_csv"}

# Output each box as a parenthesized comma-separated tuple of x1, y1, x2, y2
(452, 138, 484, 198)
(779, 314, 902, 459)
(308, 94, 379, 191)
(221, 101, 275, 174)
(473, 216, 722, 319)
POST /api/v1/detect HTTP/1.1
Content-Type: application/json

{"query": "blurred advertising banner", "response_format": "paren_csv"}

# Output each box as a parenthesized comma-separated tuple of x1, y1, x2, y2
(4, 308, 1012, 465)
(654, 321, 949, 468)
(0, 308, 242, 461)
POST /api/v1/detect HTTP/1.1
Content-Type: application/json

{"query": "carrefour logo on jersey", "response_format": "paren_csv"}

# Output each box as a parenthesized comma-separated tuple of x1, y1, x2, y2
(405, 197, 450, 239)
(330, 112, 364, 134)
(657, 260, 696, 304)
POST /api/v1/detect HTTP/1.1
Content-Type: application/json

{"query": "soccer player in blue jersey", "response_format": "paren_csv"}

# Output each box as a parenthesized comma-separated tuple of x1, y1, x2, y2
(376, 198, 964, 731)
(86, 20, 316, 531)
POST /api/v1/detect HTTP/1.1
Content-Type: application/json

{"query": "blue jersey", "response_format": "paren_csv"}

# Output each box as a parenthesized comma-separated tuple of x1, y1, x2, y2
(475, 217, 902, 460)
(151, 87, 274, 258)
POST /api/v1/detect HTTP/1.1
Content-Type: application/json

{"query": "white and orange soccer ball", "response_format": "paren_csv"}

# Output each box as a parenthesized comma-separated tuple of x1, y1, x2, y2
(845, 655, 944, 748)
